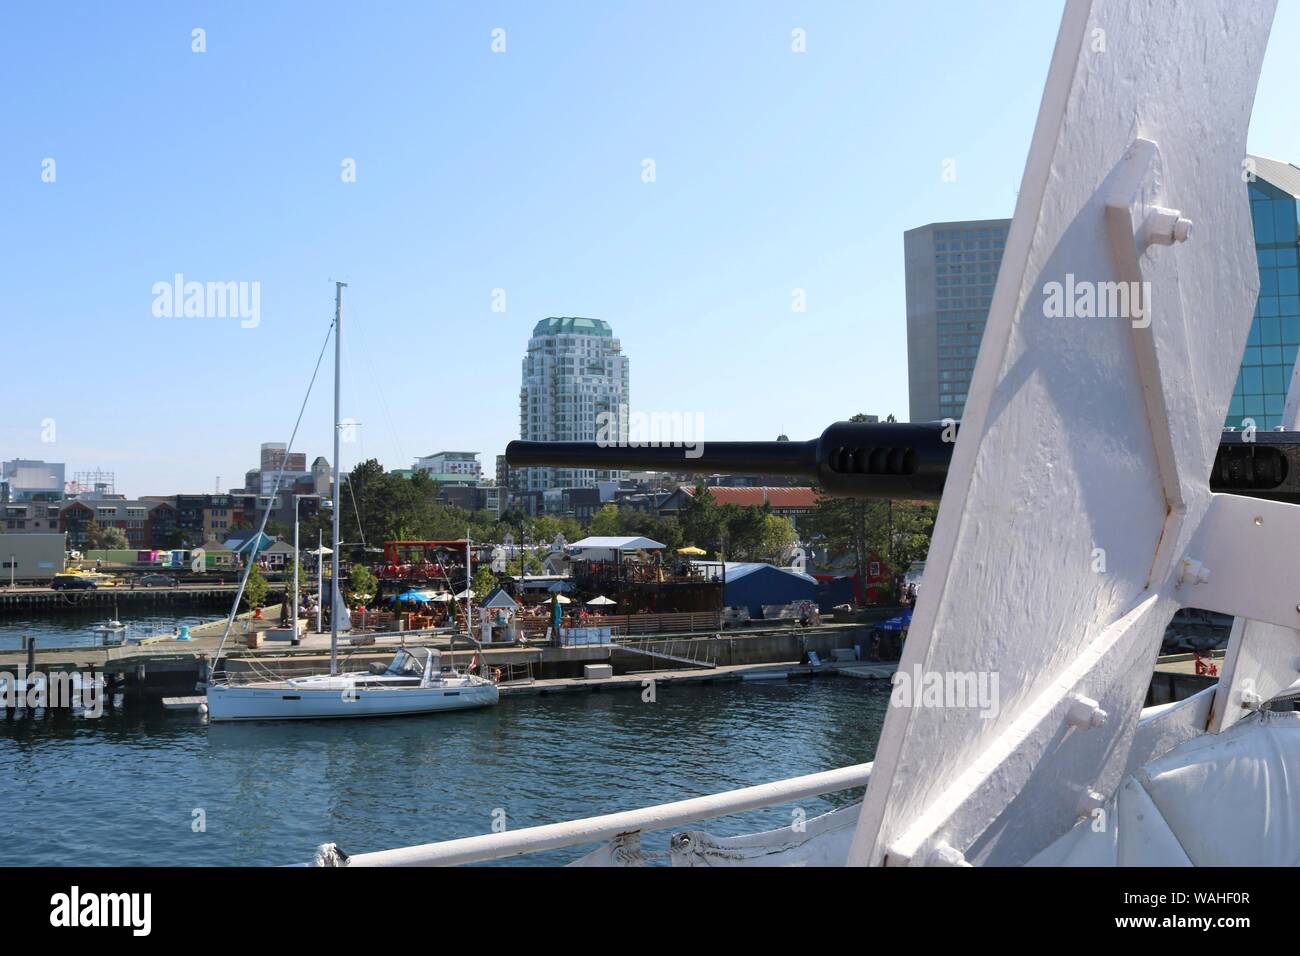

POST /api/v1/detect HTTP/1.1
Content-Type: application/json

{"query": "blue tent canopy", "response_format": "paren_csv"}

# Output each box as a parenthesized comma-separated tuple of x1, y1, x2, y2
(877, 608, 913, 632)
(389, 589, 437, 603)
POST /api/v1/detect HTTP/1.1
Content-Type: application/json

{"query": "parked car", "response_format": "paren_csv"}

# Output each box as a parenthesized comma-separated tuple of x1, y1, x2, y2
(51, 574, 98, 591)
(138, 574, 176, 587)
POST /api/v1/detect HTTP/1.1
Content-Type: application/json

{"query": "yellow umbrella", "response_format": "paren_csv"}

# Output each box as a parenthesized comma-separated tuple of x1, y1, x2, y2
(677, 546, 707, 556)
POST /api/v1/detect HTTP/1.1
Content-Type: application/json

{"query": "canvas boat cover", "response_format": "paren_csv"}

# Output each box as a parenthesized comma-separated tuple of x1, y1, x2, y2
(1031, 711, 1300, 866)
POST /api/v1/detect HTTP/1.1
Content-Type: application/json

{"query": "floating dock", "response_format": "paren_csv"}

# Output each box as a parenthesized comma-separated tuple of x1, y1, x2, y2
(1, 617, 886, 707)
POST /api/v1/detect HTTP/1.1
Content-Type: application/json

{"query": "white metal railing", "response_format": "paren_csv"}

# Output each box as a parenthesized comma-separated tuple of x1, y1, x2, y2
(614, 637, 716, 669)
(312, 761, 872, 867)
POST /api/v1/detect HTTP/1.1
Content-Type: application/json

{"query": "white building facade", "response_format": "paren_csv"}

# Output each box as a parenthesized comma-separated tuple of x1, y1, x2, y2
(519, 317, 629, 491)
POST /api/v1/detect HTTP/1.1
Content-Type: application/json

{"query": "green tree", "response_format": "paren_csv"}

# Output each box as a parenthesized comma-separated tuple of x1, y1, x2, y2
(527, 514, 582, 545)
(617, 510, 683, 552)
(471, 564, 498, 601)
(508, 551, 544, 576)
(759, 513, 797, 564)
(86, 520, 129, 551)
(347, 564, 377, 601)
(680, 482, 723, 556)
(587, 503, 621, 536)
(242, 563, 269, 610)
(805, 495, 877, 594)
(720, 504, 762, 560)
(889, 501, 938, 571)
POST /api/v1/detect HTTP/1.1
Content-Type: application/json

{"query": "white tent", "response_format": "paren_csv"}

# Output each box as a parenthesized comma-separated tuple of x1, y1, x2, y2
(570, 536, 666, 552)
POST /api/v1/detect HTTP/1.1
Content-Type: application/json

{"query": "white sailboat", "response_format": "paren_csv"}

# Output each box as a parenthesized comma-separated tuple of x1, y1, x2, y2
(206, 282, 499, 722)
(207, 646, 497, 722)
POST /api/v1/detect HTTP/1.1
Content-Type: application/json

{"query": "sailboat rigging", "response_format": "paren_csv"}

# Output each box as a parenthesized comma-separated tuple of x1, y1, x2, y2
(204, 282, 499, 721)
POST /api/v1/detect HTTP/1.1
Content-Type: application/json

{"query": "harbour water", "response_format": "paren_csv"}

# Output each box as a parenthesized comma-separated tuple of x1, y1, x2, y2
(0, 678, 888, 866)
(0, 610, 225, 652)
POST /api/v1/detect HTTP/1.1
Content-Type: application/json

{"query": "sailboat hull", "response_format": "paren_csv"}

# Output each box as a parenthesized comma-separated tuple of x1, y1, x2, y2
(206, 681, 499, 722)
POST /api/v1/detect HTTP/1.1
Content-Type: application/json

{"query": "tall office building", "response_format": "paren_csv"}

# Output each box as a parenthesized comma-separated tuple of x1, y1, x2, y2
(904, 219, 1010, 422)
(519, 316, 629, 491)
(907, 162, 1300, 427)
(1228, 156, 1300, 430)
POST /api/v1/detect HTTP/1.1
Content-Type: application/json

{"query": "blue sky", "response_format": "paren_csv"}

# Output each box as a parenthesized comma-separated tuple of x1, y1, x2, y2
(3, 1, 1299, 495)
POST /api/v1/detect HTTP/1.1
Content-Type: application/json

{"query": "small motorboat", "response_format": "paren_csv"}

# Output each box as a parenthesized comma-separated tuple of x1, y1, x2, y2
(91, 606, 127, 643)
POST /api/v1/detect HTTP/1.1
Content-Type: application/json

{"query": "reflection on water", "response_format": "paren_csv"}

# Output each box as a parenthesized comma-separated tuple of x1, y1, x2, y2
(0, 679, 889, 866)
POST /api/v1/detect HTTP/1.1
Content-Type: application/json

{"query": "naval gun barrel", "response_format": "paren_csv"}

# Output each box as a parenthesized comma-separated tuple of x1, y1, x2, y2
(507, 422, 1300, 504)
(506, 421, 955, 499)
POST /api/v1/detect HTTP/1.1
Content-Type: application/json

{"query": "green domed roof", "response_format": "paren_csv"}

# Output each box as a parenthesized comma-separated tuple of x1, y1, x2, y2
(531, 317, 613, 338)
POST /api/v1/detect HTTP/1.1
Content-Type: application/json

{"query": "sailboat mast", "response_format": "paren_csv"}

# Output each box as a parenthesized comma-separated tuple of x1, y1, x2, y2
(330, 280, 346, 676)
(465, 536, 472, 653)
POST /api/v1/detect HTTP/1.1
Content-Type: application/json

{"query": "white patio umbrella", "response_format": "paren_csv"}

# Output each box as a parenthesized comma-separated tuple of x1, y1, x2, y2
(453, 589, 475, 600)
(552, 594, 572, 604)
(586, 595, 616, 606)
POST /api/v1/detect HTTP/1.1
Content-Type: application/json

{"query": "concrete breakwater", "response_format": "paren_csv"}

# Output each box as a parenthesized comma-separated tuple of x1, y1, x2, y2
(0, 584, 284, 615)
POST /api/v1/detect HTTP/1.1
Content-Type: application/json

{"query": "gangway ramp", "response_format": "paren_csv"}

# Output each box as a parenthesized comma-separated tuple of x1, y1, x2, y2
(613, 639, 716, 670)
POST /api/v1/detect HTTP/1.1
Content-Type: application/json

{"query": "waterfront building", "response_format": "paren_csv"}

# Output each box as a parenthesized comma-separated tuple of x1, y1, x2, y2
(172, 494, 250, 547)
(904, 219, 1011, 423)
(244, 442, 312, 497)
(433, 482, 502, 516)
(2, 497, 63, 533)
(1228, 155, 1300, 430)
(496, 454, 514, 494)
(519, 317, 629, 491)
(261, 442, 306, 474)
(1, 459, 65, 502)
(414, 451, 481, 480)
(59, 498, 178, 550)
(310, 456, 332, 496)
